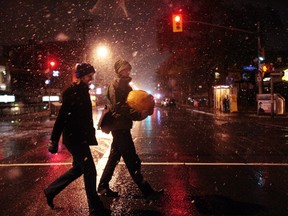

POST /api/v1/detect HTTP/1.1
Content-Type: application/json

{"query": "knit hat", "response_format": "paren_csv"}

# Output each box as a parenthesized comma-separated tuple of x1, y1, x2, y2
(114, 60, 132, 74)
(75, 63, 95, 78)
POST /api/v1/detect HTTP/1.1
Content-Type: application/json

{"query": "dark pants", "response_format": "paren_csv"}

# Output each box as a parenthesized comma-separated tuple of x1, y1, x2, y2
(98, 130, 153, 196)
(45, 143, 103, 211)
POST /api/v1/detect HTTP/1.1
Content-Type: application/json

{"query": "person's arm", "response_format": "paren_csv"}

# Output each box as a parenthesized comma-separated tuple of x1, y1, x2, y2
(129, 109, 148, 121)
(49, 90, 72, 153)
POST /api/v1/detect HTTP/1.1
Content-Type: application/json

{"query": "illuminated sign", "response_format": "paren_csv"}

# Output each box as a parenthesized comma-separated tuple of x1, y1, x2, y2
(0, 83, 6, 90)
(96, 88, 102, 95)
(282, 69, 288, 81)
(243, 65, 257, 71)
(242, 72, 255, 82)
(42, 96, 60, 102)
(0, 95, 15, 103)
(213, 85, 230, 89)
(52, 70, 60, 77)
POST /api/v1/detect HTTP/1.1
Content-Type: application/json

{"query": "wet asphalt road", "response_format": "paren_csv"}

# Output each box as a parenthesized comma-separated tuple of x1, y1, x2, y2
(0, 106, 288, 216)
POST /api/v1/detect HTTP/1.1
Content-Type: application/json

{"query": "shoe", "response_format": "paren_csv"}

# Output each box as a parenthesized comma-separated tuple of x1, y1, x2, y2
(89, 207, 112, 216)
(44, 189, 54, 209)
(144, 189, 164, 200)
(98, 187, 119, 197)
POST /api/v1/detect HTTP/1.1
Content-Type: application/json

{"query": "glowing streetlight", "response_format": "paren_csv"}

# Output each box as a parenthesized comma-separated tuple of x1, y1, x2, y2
(95, 45, 110, 59)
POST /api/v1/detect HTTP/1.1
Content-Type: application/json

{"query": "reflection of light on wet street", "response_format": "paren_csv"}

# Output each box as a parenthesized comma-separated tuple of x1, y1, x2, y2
(95, 141, 111, 186)
(156, 109, 161, 125)
(255, 168, 270, 188)
(0, 120, 53, 160)
(6, 167, 22, 180)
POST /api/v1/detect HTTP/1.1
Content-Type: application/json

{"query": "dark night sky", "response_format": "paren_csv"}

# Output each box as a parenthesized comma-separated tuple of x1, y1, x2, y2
(0, 0, 287, 46)
(0, 0, 287, 91)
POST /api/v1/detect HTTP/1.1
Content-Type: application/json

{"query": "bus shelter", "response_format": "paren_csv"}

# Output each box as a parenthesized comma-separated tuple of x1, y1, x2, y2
(213, 85, 238, 112)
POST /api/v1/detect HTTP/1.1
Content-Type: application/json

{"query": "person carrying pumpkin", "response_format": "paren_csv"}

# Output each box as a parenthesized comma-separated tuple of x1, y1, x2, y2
(97, 59, 163, 200)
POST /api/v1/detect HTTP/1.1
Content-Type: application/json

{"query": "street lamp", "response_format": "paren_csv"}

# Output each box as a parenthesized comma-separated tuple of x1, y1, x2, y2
(92, 44, 111, 79)
(91, 44, 112, 105)
(95, 45, 110, 59)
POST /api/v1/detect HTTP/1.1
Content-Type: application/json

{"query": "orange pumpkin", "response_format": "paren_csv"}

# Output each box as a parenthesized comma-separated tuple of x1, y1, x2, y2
(126, 90, 155, 115)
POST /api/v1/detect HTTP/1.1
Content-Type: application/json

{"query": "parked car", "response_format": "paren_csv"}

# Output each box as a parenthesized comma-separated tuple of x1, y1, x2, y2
(161, 98, 176, 107)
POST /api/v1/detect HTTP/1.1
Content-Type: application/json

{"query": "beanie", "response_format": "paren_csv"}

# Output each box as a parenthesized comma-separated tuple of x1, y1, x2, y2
(75, 63, 95, 78)
(114, 60, 132, 74)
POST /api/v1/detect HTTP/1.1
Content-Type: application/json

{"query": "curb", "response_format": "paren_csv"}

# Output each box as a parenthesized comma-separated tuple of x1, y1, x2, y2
(182, 105, 288, 120)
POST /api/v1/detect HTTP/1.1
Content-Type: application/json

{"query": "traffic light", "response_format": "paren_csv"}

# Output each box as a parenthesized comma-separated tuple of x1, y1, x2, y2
(172, 14, 183, 32)
(49, 61, 56, 68)
(262, 64, 269, 73)
(260, 63, 274, 77)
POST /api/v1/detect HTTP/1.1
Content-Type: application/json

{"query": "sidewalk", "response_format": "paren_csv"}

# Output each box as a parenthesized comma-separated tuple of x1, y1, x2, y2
(1, 105, 287, 124)
(181, 104, 288, 125)
(0, 110, 51, 122)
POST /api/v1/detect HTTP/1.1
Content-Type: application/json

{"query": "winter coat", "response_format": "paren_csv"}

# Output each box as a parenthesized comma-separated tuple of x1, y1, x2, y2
(106, 77, 143, 130)
(50, 81, 97, 146)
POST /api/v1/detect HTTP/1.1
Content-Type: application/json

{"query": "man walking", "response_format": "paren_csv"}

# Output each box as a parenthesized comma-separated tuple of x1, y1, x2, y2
(44, 63, 111, 216)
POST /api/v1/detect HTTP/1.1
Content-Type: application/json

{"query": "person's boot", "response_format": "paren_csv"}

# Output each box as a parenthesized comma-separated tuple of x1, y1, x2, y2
(139, 181, 164, 200)
(44, 189, 55, 209)
(98, 187, 119, 197)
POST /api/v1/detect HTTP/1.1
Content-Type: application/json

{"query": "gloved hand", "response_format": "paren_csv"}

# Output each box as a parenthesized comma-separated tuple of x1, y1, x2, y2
(48, 140, 58, 154)
(140, 110, 149, 120)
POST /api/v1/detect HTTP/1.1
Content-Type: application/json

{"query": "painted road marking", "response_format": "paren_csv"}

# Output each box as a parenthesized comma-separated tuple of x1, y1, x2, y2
(1, 137, 287, 170)
(1, 162, 288, 167)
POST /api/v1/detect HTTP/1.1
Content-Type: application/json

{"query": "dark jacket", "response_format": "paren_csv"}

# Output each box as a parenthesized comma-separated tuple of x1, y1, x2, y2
(107, 77, 143, 130)
(51, 81, 97, 146)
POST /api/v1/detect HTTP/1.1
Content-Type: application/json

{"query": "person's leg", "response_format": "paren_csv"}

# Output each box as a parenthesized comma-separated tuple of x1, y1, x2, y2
(44, 145, 83, 209)
(120, 130, 164, 199)
(117, 130, 154, 196)
(98, 131, 121, 194)
(80, 147, 109, 213)
(45, 164, 83, 194)
(70, 144, 110, 214)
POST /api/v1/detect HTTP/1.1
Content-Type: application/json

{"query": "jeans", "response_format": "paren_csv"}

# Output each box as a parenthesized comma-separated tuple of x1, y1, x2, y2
(45, 143, 103, 211)
(98, 129, 153, 196)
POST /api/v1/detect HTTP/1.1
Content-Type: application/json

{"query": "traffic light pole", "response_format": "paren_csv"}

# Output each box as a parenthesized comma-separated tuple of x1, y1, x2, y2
(257, 22, 263, 94)
(77, 19, 93, 62)
(48, 64, 52, 116)
(270, 75, 274, 118)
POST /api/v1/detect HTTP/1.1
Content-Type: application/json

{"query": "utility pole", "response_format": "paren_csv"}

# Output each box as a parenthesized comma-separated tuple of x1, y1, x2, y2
(77, 19, 93, 62)
(257, 22, 263, 94)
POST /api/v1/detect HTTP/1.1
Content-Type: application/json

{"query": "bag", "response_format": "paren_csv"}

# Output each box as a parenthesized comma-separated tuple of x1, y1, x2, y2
(97, 105, 114, 134)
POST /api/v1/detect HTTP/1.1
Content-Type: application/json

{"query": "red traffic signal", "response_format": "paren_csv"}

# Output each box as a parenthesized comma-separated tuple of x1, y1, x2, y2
(174, 15, 181, 22)
(172, 14, 183, 32)
(49, 61, 56, 67)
